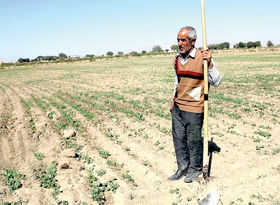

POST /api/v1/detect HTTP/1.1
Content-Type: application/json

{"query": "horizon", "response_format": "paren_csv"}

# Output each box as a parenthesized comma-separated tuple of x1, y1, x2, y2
(1, 0, 279, 63)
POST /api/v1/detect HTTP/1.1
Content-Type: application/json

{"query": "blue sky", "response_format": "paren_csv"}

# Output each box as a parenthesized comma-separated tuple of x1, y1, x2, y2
(0, 0, 279, 62)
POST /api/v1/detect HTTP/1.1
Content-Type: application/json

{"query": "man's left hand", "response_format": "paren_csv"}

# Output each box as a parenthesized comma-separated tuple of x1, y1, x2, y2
(201, 48, 213, 68)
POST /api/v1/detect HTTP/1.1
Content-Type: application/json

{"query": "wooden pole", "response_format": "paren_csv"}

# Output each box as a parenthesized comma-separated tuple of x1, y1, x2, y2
(200, 0, 209, 177)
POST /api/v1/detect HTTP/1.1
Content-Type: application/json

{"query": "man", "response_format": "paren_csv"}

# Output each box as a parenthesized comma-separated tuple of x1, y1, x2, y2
(168, 26, 221, 183)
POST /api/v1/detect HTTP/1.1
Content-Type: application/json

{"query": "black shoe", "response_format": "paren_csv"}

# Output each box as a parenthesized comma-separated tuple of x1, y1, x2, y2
(168, 169, 188, 181)
(184, 170, 202, 183)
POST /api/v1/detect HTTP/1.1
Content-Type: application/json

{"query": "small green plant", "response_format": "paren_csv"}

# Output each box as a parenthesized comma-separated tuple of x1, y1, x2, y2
(107, 160, 122, 171)
(98, 149, 110, 159)
(170, 188, 179, 194)
(97, 169, 106, 177)
(1, 201, 23, 205)
(272, 147, 280, 155)
(1, 169, 25, 193)
(57, 201, 69, 205)
(79, 154, 94, 164)
(129, 193, 135, 200)
(254, 130, 271, 138)
(33, 152, 44, 160)
(34, 161, 60, 199)
(122, 172, 137, 187)
(256, 145, 264, 151)
(88, 173, 119, 205)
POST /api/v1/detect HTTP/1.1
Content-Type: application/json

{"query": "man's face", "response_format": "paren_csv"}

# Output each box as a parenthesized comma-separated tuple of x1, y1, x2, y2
(177, 29, 195, 54)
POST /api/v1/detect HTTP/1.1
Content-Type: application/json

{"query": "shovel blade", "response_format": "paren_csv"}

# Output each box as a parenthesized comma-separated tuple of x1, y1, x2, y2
(198, 191, 220, 205)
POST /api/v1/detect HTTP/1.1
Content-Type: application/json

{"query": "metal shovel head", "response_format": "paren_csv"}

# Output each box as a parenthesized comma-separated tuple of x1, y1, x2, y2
(198, 191, 220, 205)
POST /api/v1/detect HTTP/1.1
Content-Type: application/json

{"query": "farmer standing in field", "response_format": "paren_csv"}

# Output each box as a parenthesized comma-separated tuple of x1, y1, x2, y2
(168, 26, 221, 183)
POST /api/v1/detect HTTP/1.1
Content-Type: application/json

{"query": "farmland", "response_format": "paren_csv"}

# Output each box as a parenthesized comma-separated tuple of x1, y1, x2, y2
(0, 50, 280, 204)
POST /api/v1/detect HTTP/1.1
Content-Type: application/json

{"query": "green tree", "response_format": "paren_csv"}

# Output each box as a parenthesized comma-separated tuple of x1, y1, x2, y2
(130, 51, 140, 56)
(18, 58, 30, 63)
(170, 44, 179, 52)
(58, 53, 67, 59)
(117, 51, 124, 55)
(234, 42, 246, 48)
(267, 40, 274, 47)
(85, 54, 95, 58)
(107, 51, 113, 56)
(152, 45, 163, 53)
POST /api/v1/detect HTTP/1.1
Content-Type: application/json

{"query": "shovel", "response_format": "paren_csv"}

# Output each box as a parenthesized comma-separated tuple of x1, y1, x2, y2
(199, 0, 221, 204)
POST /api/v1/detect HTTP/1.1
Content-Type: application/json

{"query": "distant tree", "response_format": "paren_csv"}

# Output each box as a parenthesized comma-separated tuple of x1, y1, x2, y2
(117, 51, 124, 55)
(18, 58, 30, 63)
(34, 56, 44, 61)
(152, 45, 163, 53)
(59, 53, 67, 59)
(165, 49, 169, 52)
(85, 54, 95, 58)
(170, 44, 179, 52)
(267, 40, 274, 47)
(46, 56, 58, 61)
(130, 51, 140, 56)
(208, 42, 230, 50)
(221, 42, 230, 49)
(234, 42, 246, 48)
(247, 41, 261, 48)
(254, 41, 261, 47)
(107, 51, 113, 56)
(142, 50, 147, 54)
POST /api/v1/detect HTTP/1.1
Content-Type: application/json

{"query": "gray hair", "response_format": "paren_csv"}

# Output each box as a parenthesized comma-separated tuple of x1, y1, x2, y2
(180, 26, 197, 41)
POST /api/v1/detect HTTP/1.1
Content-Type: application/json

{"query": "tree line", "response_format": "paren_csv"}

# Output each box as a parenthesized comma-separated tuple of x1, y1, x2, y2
(15, 40, 276, 63)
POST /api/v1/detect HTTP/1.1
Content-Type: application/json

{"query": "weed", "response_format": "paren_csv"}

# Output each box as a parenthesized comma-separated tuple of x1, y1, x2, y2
(1, 201, 23, 205)
(122, 172, 137, 186)
(272, 147, 280, 155)
(34, 161, 60, 199)
(170, 188, 180, 194)
(57, 201, 69, 205)
(33, 152, 44, 160)
(254, 130, 271, 138)
(143, 160, 149, 166)
(107, 160, 122, 171)
(98, 149, 111, 159)
(256, 145, 264, 151)
(47, 111, 55, 119)
(129, 193, 135, 200)
(97, 169, 106, 177)
(1, 169, 25, 193)
(259, 125, 271, 130)
(123, 147, 130, 152)
(79, 154, 94, 164)
(154, 141, 160, 146)
(251, 136, 262, 143)
(251, 193, 268, 202)
(88, 173, 119, 205)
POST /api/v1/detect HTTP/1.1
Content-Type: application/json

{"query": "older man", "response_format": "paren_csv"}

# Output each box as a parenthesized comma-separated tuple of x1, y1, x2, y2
(168, 26, 221, 183)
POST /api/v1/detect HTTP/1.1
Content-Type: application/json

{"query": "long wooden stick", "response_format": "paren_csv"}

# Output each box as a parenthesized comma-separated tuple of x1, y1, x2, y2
(200, 0, 209, 175)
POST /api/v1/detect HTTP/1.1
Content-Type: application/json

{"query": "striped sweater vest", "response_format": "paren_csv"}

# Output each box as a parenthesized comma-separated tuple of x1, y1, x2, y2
(174, 50, 205, 113)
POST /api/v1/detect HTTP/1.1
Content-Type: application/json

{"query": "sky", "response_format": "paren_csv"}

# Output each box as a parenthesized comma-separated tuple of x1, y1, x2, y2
(0, 0, 280, 63)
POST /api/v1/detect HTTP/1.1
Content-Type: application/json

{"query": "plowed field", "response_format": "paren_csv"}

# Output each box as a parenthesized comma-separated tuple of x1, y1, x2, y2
(1, 50, 280, 205)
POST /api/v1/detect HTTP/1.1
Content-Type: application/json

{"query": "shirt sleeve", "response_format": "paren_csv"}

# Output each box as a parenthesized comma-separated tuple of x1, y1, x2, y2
(173, 70, 178, 96)
(208, 59, 221, 87)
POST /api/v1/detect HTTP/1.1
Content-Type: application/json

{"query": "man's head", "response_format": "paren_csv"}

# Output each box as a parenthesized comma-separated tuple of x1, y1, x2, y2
(177, 26, 197, 55)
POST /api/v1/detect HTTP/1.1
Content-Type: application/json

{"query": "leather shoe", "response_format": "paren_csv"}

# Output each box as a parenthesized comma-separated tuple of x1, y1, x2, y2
(168, 169, 188, 181)
(184, 169, 202, 183)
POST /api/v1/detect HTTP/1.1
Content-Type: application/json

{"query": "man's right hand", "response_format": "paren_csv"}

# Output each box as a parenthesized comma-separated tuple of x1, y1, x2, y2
(170, 96, 176, 112)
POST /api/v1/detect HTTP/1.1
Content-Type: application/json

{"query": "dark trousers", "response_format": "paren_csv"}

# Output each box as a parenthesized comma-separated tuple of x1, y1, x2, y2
(172, 103, 203, 171)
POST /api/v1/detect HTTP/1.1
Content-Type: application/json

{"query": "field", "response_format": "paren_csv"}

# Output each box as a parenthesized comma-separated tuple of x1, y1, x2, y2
(0, 50, 280, 205)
